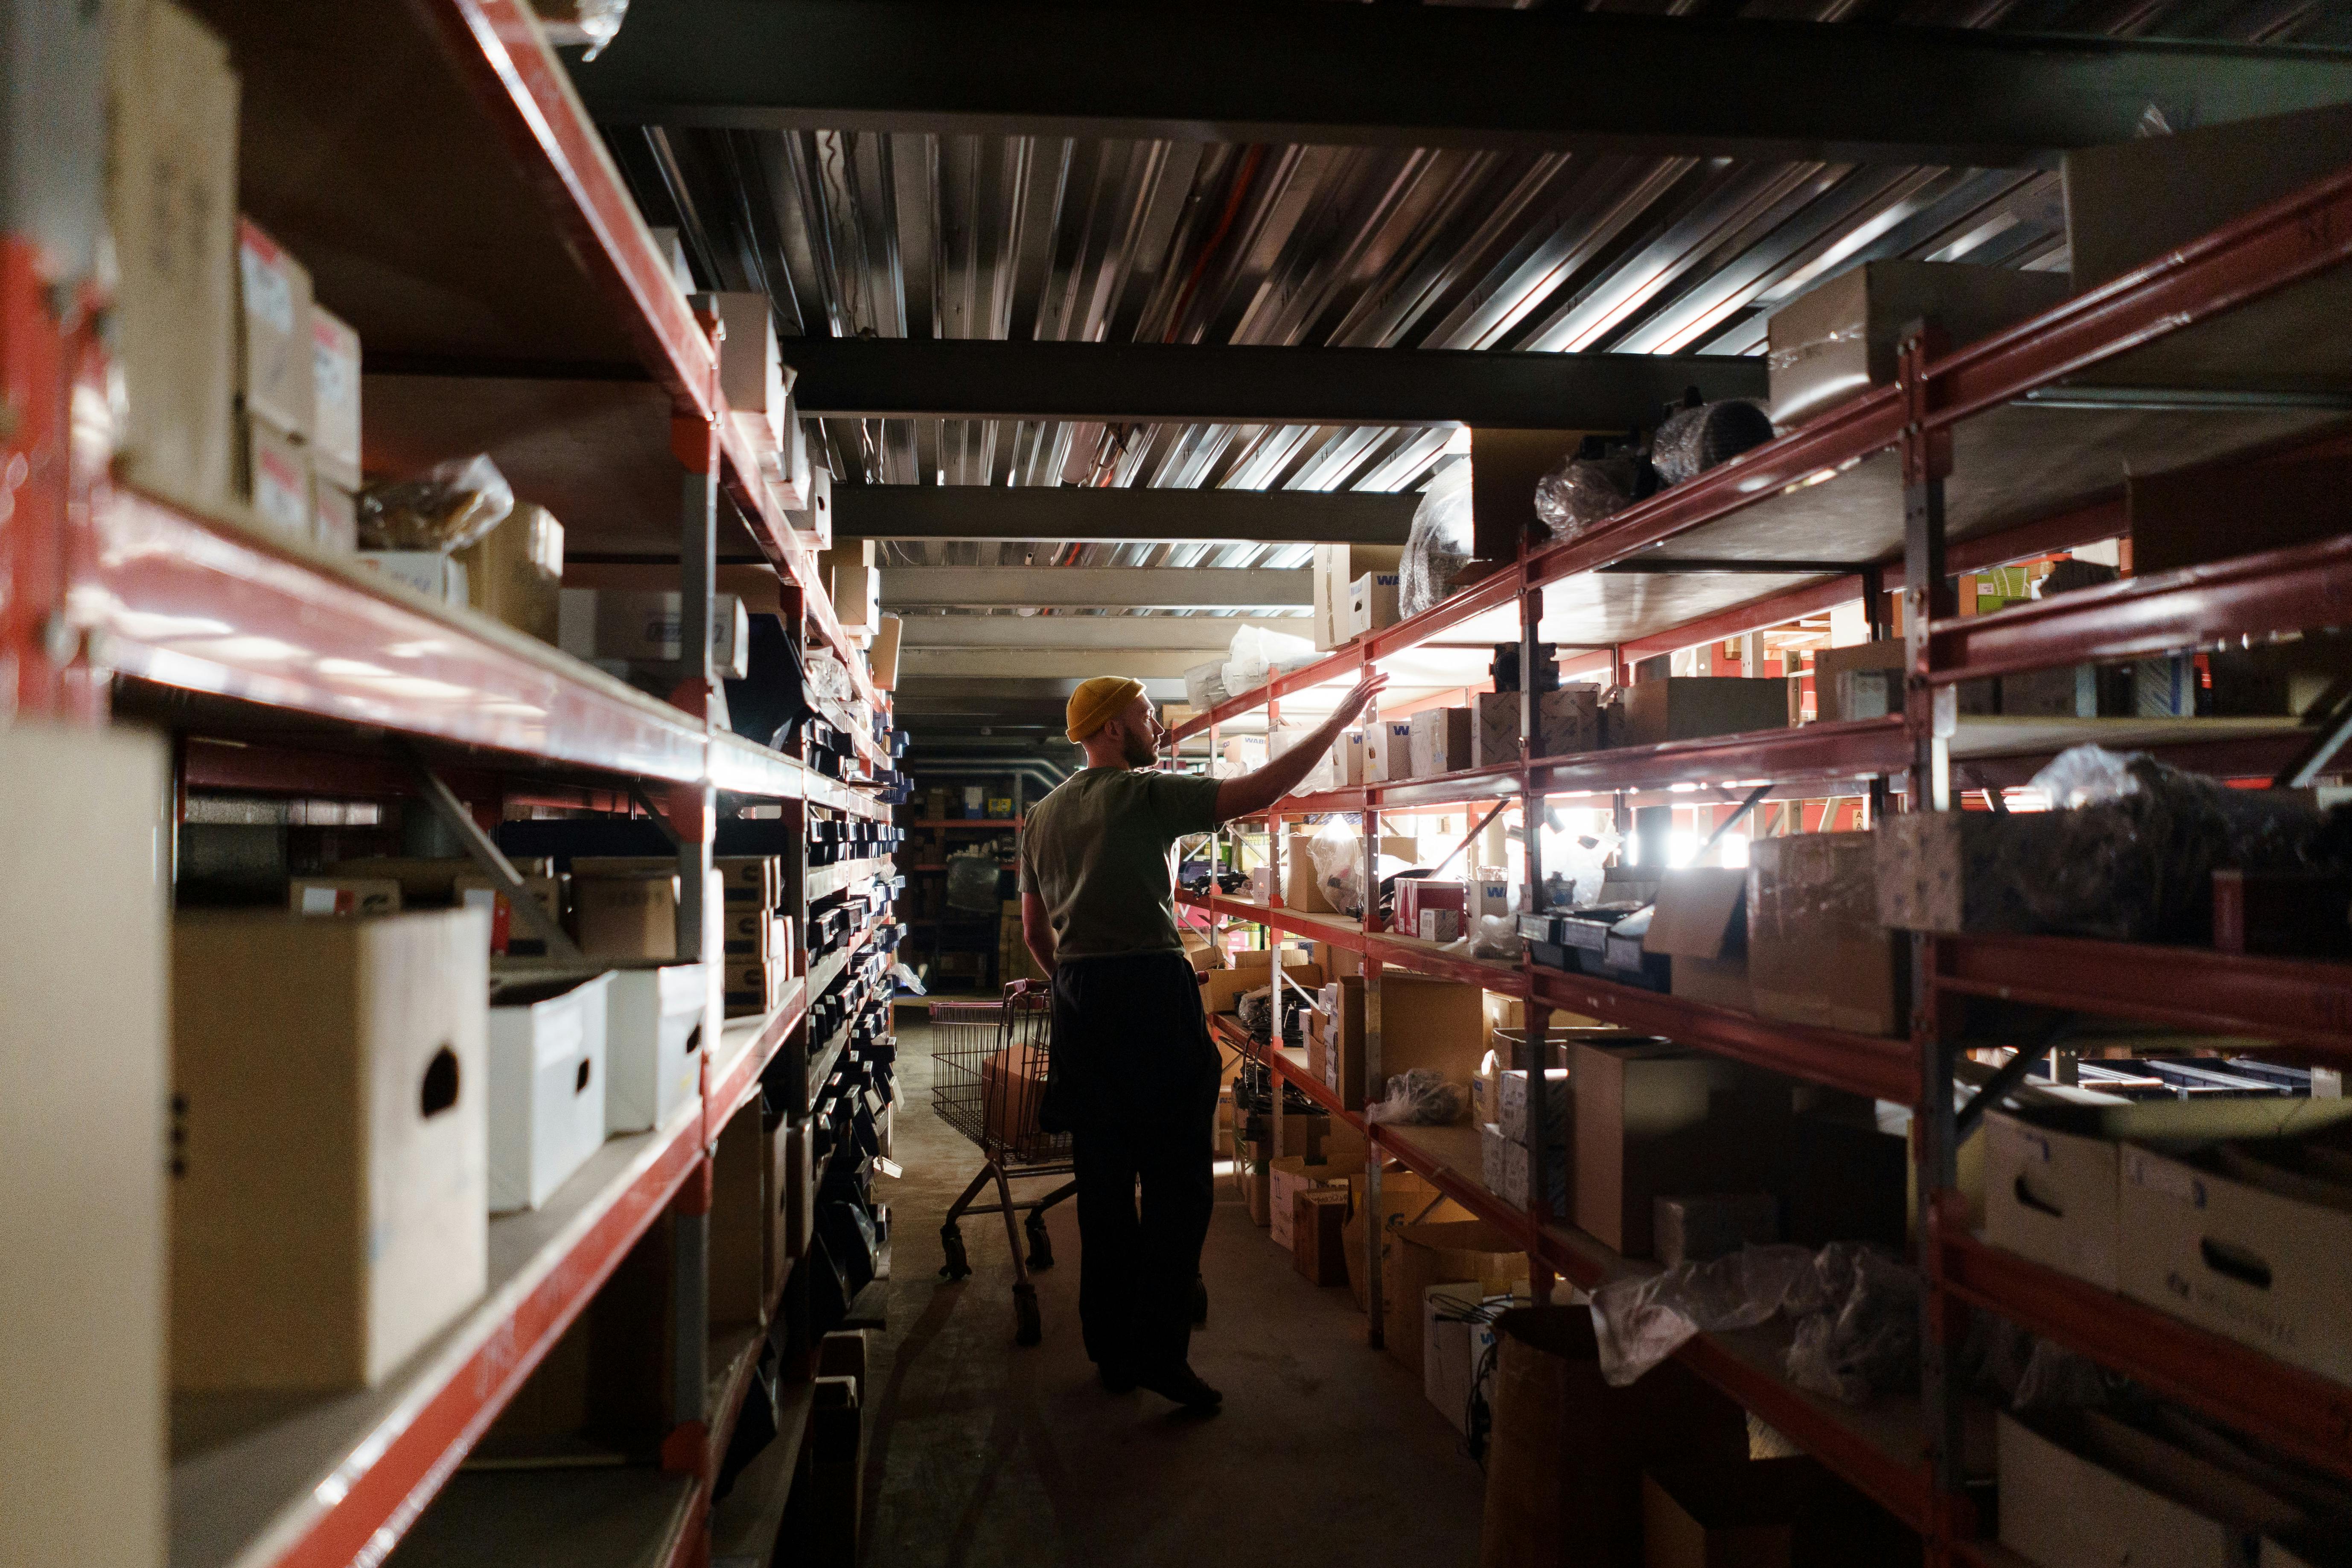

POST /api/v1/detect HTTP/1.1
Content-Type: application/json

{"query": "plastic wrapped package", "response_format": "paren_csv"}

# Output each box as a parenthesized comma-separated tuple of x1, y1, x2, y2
(1221, 624, 1319, 697)
(944, 851, 1000, 915)
(1650, 400, 1775, 487)
(1183, 659, 1231, 713)
(1401, 460, 1474, 619)
(805, 650, 855, 708)
(1546, 828, 1620, 908)
(533, 0, 629, 56)
(1532, 451, 1657, 543)
(1781, 1243, 1921, 1405)
(357, 455, 514, 552)
(1305, 816, 1422, 919)
(1364, 1068, 1468, 1126)
(1446, 912, 1525, 962)
(1588, 1241, 1920, 1405)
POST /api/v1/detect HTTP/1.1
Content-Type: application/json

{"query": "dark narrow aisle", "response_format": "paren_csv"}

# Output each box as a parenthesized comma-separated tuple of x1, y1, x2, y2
(857, 1017, 1487, 1568)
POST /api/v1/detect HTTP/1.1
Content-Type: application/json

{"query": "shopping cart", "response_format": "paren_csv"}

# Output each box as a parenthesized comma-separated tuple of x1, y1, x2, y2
(930, 980, 1075, 1345)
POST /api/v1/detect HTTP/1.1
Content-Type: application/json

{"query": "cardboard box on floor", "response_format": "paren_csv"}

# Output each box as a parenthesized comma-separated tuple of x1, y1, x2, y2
(1746, 831, 1904, 1037)
(1643, 867, 1752, 1013)
(1294, 1189, 1352, 1285)
(1342, 1169, 1473, 1313)
(1318, 973, 1487, 1114)
(172, 910, 490, 1390)
(1383, 1220, 1528, 1381)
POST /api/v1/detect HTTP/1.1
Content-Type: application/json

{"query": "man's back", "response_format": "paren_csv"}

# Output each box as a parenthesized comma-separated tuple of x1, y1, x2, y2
(1020, 767, 1221, 962)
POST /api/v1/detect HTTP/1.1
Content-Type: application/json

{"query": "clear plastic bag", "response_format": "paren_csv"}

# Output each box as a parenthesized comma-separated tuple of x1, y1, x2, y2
(535, 0, 630, 57)
(806, 650, 855, 708)
(1220, 624, 1319, 697)
(943, 851, 1000, 915)
(1532, 451, 1656, 543)
(1184, 658, 1231, 712)
(2028, 743, 2140, 809)
(1446, 912, 1524, 962)
(357, 455, 515, 553)
(1364, 1068, 1467, 1126)
(1589, 1244, 1817, 1385)
(1401, 460, 1474, 619)
(1780, 1243, 1921, 1405)
(1650, 400, 1775, 487)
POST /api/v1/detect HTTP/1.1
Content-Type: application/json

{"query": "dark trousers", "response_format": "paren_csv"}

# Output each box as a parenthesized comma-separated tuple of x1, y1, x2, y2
(1050, 952, 1219, 1375)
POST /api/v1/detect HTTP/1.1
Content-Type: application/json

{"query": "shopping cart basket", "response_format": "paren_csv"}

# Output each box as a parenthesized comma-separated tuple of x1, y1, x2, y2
(929, 979, 1075, 1345)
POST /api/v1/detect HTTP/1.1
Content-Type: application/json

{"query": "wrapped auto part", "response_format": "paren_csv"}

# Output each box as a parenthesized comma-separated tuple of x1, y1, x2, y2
(1650, 400, 1776, 487)
(1183, 659, 1231, 712)
(1364, 1068, 1468, 1126)
(943, 851, 1000, 915)
(357, 454, 515, 552)
(1532, 451, 1657, 543)
(1400, 460, 1474, 618)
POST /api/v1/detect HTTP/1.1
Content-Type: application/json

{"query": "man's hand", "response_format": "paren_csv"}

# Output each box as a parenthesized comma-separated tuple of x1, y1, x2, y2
(1330, 669, 1389, 731)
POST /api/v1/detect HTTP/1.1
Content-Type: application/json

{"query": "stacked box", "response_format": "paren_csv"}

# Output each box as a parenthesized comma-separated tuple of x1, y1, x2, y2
(458, 504, 565, 644)
(1409, 707, 1474, 776)
(1473, 688, 1602, 767)
(719, 856, 788, 1015)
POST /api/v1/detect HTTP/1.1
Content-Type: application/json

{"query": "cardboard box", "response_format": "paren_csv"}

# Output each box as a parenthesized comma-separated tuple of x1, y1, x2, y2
(107, 0, 240, 512)
(1312, 544, 1407, 649)
(3, 727, 170, 1568)
(871, 614, 903, 690)
(308, 305, 362, 489)
(833, 562, 881, 633)
(557, 589, 751, 679)
(452, 873, 563, 957)
(2119, 1128, 2352, 1385)
(709, 1104, 768, 1335)
(981, 1043, 1050, 1160)
(1641, 1463, 1795, 1568)
(1480, 1121, 1566, 1213)
(1409, 707, 1475, 777)
(357, 550, 469, 606)
(1653, 1194, 1778, 1268)
(172, 910, 489, 1388)
(1384, 1220, 1527, 1380)
(606, 964, 706, 1135)
(1424, 1282, 1492, 1434)
(691, 291, 790, 450)
(1473, 687, 1603, 768)
(574, 874, 679, 962)
(1984, 1105, 2134, 1293)
(236, 217, 312, 439)
(717, 855, 782, 906)
(1320, 973, 1487, 1113)
(1746, 831, 1903, 1037)
(312, 475, 358, 553)
(1644, 867, 1752, 1013)
(1998, 1411, 2302, 1568)
(1283, 831, 1336, 913)
(1348, 571, 1401, 639)
(458, 503, 565, 644)
(1766, 260, 2072, 428)
(486, 971, 613, 1212)
(1615, 677, 1790, 749)
(1203, 960, 1323, 1017)
(1810, 640, 1904, 724)
(289, 877, 402, 918)
(725, 959, 782, 1014)
(242, 414, 311, 540)
(770, 1119, 813, 1291)
(1294, 1189, 1352, 1285)
(1336, 728, 1366, 785)
(1342, 1170, 1472, 1312)
(1572, 1039, 1789, 1257)
(1394, 877, 1465, 935)
(723, 908, 789, 957)
(1369, 717, 1416, 781)
(2066, 105, 2352, 291)
(1270, 1154, 1354, 1250)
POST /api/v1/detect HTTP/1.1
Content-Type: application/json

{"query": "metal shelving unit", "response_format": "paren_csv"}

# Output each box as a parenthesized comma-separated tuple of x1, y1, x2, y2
(3, 4, 895, 1566)
(1180, 158, 2352, 1562)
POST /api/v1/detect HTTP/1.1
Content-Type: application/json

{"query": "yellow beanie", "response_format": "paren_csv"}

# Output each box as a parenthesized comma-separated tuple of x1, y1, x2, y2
(1067, 676, 1146, 743)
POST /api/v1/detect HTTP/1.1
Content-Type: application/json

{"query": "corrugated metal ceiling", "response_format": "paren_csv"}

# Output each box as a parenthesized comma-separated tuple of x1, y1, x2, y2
(606, 0, 2346, 586)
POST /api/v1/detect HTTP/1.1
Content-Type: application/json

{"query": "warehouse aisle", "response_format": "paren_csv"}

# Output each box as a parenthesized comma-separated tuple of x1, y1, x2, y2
(857, 1015, 1486, 1568)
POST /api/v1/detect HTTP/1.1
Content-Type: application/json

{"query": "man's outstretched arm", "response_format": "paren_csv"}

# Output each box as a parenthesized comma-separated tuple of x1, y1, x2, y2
(1211, 670, 1389, 825)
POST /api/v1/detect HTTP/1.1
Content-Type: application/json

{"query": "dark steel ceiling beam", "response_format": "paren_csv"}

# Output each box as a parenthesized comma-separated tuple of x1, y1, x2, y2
(833, 485, 1418, 543)
(782, 338, 1763, 426)
(570, 0, 2352, 169)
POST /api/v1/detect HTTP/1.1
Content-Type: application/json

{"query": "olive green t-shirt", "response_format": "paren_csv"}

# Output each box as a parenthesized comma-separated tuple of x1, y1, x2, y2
(1018, 767, 1224, 961)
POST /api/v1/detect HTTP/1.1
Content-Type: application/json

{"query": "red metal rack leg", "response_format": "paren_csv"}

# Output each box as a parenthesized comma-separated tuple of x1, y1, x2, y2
(1516, 568, 1558, 1300)
(1361, 794, 1386, 1350)
(1, 241, 74, 718)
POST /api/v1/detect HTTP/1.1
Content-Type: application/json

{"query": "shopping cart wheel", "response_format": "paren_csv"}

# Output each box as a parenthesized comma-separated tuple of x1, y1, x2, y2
(1191, 1274, 1209, 1326)
(1013, 1282, 1043, 1346)
(939, 1223, 971, 1281)
(1023, 1209, 1054, 1270)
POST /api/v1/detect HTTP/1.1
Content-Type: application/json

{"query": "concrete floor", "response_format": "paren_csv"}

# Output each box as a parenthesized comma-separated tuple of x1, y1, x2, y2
(858, 1014, 1487, 1568)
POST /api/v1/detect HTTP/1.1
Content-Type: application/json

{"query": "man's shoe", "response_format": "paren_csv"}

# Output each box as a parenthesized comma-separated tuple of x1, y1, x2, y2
(1097, 1361, 1139, 1394)
(1135, 1362, 1222, 1412)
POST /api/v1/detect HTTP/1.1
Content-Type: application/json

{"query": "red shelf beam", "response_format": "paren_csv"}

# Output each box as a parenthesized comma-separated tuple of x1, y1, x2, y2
(1529, 966, 1919, 1104)
(1940, 1230, 2352, 1480)
(1936, 933, 2352, 1058)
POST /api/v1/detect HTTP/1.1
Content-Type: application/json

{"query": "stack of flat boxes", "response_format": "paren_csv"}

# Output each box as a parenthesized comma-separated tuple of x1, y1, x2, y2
(720, 857, 790, 1018)
(235, 219, 365, 558)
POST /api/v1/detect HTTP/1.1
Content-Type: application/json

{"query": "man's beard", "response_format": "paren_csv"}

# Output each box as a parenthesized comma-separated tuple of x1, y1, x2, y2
(1122, 729, 1157, 768)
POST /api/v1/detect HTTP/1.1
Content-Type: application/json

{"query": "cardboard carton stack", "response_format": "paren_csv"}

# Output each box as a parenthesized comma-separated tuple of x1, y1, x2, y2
(717, 857, 789, 1016)
(231, 219, 366, 554)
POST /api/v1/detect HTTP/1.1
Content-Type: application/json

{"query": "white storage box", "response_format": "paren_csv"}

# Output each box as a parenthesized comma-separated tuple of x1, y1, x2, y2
(487, 971, 615, 1212)
(606, 964, 709, 1134)
(1998, 1411, 2300, 1568)
(172, 909, 489, 1389)
(1984, 1108, 2126, 1293)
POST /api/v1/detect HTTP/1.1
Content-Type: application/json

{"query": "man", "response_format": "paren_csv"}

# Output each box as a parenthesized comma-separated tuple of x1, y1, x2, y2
(1018, 669, 1387, 1411)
